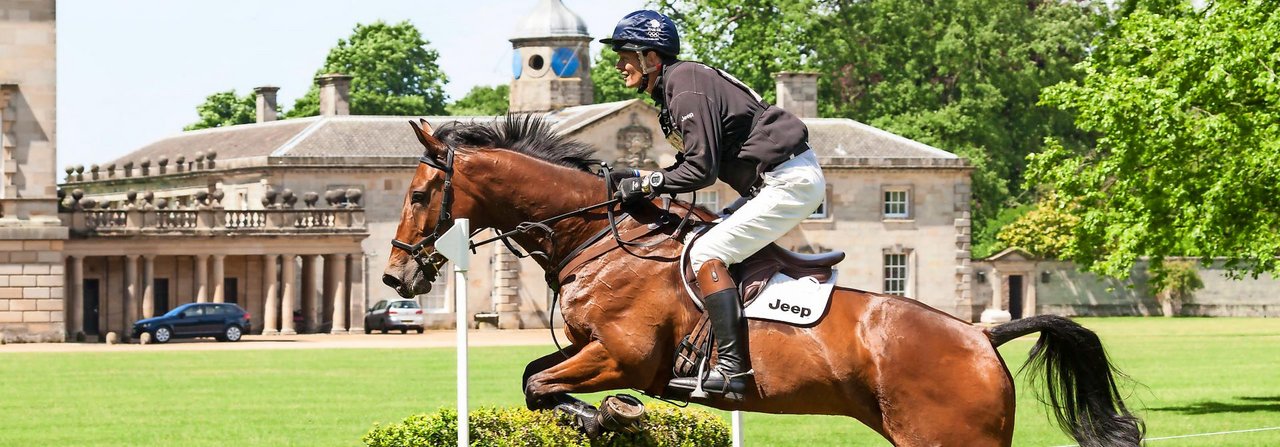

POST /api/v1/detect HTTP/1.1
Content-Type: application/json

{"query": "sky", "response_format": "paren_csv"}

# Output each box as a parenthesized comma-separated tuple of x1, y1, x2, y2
(55, 0, 646, 170)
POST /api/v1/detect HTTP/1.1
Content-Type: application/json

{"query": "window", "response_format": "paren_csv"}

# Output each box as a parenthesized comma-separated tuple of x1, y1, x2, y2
(392, 301, 421, 309)
(695, 190, 719, 213)
(884, 253, 908, 296)
(883, 189, 910, 219)
(809, 191, 830, 219)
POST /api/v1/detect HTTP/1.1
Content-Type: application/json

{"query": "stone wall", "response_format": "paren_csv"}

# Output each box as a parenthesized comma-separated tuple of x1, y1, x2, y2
(972, 259, 1280, 318)
(0, 240, 65, 342)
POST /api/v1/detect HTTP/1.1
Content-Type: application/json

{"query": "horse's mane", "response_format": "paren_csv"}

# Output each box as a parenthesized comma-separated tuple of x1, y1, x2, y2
(433, 114, 600, 172)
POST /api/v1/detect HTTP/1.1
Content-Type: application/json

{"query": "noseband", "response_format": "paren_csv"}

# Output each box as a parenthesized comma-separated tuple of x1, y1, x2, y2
(390, 146, 457, 275)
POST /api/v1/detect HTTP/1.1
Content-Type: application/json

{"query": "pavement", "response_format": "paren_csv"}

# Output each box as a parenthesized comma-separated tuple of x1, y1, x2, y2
(0, 329, 561, 353)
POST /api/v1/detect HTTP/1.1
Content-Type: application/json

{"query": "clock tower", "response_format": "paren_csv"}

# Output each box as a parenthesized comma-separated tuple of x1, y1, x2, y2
(509, 0, 594, 113)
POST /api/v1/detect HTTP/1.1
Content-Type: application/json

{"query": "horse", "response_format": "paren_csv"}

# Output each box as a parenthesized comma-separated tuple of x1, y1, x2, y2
(382, 115, 1144, 446)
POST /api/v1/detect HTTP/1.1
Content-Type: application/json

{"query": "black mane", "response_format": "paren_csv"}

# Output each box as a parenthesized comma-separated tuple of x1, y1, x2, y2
(432, 114, 600, 172)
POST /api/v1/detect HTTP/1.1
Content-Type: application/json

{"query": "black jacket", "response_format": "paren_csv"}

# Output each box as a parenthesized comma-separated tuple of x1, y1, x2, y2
(650, 61, 810, 197)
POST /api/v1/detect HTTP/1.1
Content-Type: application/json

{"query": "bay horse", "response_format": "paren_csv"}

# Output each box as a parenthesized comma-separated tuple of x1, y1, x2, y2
(382, 116, 1143, 446)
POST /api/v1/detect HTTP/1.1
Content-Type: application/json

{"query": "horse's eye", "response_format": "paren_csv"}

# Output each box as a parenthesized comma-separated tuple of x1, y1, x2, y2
(411, 191, 426, 204)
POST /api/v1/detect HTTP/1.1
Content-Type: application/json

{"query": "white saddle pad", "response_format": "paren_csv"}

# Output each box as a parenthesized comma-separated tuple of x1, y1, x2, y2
(743, 271, 837, 326)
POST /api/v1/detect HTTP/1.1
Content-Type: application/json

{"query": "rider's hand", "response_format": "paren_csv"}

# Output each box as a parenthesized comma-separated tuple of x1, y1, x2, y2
(615, 177, 648, 203)
(607, 169, 640, 189)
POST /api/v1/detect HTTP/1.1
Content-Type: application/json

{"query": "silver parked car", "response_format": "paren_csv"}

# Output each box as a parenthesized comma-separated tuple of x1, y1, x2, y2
(364, 299, 425, 334)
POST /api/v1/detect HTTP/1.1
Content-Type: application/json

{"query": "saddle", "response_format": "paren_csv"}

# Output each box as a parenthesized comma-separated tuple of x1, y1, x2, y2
(681, 229, 845, 308)
(673, 228, 843, 380)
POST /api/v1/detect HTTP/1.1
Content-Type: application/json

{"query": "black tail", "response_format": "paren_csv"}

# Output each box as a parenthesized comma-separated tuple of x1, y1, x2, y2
(990, 315, 1144, 447)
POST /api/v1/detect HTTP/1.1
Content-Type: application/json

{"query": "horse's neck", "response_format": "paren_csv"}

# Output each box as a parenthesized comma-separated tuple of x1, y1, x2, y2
(470, 156, 608, 271)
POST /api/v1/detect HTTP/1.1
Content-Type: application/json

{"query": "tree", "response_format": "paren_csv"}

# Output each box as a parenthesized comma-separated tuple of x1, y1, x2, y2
(656, 0, 1110, 256)
(184, 90, 258, 131)
(1030, 0, 1280, 278)
(995, 200, 1079, 259)
(285, 20, 449, 117)
(446, 84, 509, 116)
(591, 47, 650, 104)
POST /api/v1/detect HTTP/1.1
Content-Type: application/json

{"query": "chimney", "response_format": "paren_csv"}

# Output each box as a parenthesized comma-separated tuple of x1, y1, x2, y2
(316, 73, 354, 116)
(774, 72, 819, 119)
(254, 86, 279, 123)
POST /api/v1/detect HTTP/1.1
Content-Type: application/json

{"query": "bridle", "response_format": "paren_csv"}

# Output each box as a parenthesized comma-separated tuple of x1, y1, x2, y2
(390, 147, 458, 276)
(391, 142, 706, 287)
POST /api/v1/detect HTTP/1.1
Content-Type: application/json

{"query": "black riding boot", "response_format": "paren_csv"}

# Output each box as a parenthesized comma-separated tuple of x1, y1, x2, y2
(669, 259, 752, 399)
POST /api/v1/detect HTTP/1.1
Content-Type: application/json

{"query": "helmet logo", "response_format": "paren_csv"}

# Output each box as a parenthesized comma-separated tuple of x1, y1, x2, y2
(646, 19, 662, 38)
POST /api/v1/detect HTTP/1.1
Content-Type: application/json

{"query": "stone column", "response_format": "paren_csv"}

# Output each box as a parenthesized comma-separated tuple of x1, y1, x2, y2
(211, 254, 226, 303)
(494, 248, 521, 329)
(262, 254, 280, 335)
(329, 254, 349, 334)
(124, 255, 139, 335)
(68, 256, 84, 339)
(195, 254, 209, 303)
(320, 255, 335, 330)
(141, 255, 156, 318)
(980, 268, 1011, 323)
(279, 254, 297, 335)
(301, 255, 319, 333)
(347, 253, 366, 334)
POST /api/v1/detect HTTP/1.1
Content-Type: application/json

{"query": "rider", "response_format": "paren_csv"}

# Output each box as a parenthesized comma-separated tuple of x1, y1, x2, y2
(601, 10, 827, 398)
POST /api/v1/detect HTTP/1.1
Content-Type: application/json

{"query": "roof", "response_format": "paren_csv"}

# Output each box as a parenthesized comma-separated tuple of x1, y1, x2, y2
(804, 118, 958, 159)
(104, 102, 965, 169)
(511, 0, 589, 40)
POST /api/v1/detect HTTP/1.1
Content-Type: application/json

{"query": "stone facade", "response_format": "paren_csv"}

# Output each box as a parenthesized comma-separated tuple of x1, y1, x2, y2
(974, 253, 1280, 319)
(0, 0, 68, 343)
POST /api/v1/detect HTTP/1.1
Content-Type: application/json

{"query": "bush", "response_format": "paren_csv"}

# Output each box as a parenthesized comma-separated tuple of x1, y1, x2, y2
(363, 403, 730, 447)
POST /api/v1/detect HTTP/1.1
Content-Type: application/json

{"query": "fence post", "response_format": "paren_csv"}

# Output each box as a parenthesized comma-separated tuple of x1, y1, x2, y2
(436, 219, 472, 447)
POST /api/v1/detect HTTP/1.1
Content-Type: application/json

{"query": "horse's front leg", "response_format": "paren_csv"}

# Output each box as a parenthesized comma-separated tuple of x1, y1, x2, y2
(525, 340, 645, 438)
(522, 345, 581, 410)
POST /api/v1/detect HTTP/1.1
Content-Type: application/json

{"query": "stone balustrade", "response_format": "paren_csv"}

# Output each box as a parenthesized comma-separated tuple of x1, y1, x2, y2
(64, 207, 366, 236)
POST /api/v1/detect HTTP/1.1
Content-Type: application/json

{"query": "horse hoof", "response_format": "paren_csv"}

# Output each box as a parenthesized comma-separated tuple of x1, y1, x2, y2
(599, 394, 646, 434)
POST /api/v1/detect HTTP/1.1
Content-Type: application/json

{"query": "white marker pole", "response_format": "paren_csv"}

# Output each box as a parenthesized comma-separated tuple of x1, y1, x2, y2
(732, 411, 743, 447)
(435, 219, 472, 447)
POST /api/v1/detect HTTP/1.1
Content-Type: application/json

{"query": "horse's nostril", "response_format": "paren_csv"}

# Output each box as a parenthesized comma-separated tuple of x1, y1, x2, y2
(382, 274, 402, 289)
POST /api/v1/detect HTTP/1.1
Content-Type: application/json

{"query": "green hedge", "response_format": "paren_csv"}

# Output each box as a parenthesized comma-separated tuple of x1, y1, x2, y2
(363, 403, 730, 447)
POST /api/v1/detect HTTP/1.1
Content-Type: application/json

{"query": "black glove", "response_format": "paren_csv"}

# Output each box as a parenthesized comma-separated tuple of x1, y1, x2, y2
(607, 169, 640, 189)
(615, 177, 647, 203)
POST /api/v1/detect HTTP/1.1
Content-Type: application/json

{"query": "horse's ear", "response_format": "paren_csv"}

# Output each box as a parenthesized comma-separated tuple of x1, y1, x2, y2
(409, 119, 446, 159)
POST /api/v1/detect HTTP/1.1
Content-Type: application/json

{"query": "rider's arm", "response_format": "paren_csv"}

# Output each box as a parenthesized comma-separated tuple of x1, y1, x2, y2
(653, 91, 722, 194)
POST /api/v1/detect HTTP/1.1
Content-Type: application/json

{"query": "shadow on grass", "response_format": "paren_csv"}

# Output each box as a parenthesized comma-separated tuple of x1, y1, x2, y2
(1152, 396, 1280, 415)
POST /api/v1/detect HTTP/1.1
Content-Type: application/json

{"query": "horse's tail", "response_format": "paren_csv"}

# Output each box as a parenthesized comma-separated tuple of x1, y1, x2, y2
(989, 315, 1144, 447)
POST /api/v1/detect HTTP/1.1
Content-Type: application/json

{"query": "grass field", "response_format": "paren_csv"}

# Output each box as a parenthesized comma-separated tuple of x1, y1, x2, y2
(1, 317, 1278, 446)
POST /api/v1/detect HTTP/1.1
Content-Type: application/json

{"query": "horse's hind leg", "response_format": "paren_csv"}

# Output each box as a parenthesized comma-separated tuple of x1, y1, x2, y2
(878, 360, 1015, 446)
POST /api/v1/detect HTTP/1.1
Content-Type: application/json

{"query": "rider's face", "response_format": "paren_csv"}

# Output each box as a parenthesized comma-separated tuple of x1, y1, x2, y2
(615, 51, 646, 89)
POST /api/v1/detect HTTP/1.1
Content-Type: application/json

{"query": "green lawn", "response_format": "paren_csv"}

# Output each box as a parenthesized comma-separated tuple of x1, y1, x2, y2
(1, 318, 1278, 446)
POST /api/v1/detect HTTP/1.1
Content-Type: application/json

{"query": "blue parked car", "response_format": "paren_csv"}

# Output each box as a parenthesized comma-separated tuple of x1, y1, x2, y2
(133, 303, 251, 343)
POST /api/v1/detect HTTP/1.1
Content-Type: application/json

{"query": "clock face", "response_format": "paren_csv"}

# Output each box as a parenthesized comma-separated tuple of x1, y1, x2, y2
(550, 47, 579, 77)
(512, 50, 523, 79)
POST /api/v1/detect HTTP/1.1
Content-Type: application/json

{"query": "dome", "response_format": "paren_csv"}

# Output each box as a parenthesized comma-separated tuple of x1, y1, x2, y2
(511, 0, 589, 40)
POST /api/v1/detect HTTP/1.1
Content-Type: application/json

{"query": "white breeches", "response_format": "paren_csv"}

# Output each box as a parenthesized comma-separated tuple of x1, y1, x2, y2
(689, 149, 826, 271)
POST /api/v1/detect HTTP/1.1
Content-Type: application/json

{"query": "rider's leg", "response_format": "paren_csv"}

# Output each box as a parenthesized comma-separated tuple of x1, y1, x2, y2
(669, 258, 753, 396)
(672, 150, 825, 398)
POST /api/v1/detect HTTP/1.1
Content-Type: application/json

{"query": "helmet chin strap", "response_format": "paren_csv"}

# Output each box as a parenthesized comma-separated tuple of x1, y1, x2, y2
(635, 50, 660, 94)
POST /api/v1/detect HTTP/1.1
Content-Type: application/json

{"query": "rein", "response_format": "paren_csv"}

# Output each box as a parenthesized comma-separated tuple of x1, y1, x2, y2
(392, 144, 707, 356)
